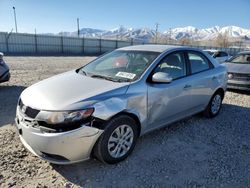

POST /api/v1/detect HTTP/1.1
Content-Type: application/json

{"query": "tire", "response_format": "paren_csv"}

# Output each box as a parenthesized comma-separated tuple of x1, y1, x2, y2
(93, 115, 139, 164)
(203, 91, 223, 118)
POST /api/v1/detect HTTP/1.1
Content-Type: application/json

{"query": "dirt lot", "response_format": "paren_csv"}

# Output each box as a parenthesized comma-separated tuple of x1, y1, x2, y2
(0, 56, 250, 188)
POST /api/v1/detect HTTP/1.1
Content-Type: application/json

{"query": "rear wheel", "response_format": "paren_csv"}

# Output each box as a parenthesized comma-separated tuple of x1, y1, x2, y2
(93, 115, 139, 164)
(204, 92, 223, 118)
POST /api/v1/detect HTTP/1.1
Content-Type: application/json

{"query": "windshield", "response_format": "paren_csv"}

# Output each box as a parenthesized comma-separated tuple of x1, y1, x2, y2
(229, 54, 250, 64)
(79, 50, 160, 82)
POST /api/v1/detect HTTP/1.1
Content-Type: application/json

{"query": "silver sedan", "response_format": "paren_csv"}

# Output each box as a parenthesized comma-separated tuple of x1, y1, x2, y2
(226, 51, 250, 91)
(0, 52, 10, 83)
(15, 45, 227, 164)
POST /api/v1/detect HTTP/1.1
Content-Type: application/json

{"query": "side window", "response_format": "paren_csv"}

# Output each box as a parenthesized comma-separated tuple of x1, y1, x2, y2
(220, 52, 228, 57)
(188, 52, 210, 74)
(154, 52, 186, 80)
(217, 52, 222, 57)
(214, 52, 220, 58)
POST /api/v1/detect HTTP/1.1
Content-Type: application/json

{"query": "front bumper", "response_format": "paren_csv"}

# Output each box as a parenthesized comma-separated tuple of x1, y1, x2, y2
(15, 108, 103, 164)
(227, 79, 250, 91)
(0, 71, 10, 83)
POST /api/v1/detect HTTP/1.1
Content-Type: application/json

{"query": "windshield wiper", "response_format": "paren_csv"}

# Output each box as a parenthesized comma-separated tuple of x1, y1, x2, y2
(91, 74, 116, 82)
(91, 74, 129, 82)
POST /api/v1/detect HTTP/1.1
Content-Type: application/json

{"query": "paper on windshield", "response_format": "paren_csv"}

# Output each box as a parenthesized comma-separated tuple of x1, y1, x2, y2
(115, 72, 136, 79)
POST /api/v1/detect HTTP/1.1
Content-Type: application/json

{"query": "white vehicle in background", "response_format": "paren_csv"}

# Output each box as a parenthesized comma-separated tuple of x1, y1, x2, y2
(203, 49, 231, 63)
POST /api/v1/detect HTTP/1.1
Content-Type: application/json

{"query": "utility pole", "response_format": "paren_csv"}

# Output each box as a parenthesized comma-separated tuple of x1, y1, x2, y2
(169, 28, 172, 44)
(155, 23, 159, 44)
(13, 7, 18, 33)
(77, 18, 80, 37)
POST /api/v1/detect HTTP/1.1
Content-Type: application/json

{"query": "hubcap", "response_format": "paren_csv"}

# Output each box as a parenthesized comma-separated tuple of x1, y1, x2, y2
(108, 125, 134, 158)
(211, 94, 221, 114)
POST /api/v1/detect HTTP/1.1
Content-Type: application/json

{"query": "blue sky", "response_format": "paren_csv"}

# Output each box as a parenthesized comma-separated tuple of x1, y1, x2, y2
(0, 0, 250, 34)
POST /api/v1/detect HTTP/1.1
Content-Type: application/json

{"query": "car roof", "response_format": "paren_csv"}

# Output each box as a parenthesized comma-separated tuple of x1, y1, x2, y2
(203, 49, 218, 52)
(117, 45, 220, 68)
(117, 45, 186, 53)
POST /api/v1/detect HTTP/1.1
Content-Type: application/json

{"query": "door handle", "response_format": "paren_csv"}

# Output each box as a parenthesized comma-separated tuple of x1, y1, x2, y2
(183, 84, 192, 89)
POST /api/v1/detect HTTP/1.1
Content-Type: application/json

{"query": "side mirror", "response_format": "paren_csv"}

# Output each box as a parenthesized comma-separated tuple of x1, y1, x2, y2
(152, 72, 173, 83)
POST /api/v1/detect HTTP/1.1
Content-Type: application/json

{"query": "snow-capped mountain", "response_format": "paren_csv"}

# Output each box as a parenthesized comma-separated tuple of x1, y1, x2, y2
(57, 26, 155, 42)
(59, 28, 105, 37)
(163, 26, 250, 41)
(102, 26, 156, 41)
(58, 26, 250, 42)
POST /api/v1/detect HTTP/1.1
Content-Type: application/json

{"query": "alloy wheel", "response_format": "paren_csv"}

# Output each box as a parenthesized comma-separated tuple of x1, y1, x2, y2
(108, 124, 134, 158)
(211, 94, 222, 114)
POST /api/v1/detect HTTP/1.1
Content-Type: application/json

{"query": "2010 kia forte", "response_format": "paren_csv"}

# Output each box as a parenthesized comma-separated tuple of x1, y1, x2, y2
(15, 45, 227, 164)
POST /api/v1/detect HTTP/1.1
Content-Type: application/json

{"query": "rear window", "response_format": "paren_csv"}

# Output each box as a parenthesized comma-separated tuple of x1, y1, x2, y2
(188, 52, 210, 74)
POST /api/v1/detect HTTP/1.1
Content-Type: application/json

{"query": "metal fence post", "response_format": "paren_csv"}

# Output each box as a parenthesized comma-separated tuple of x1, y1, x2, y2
(5, 31, 14, 54)
(115, 39, 118, 49)
(34, 33, 38, 54)
(82, 37, 85, 54)
(61, 36, 64, 54)
(99, 37, 102, 54)
(5, 33, 9, 53)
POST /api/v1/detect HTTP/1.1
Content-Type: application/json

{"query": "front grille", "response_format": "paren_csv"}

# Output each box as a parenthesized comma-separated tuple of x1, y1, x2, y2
(228, 83, 250, 88)
(229, 73, 250, 81)
(19, 99, 40, 118)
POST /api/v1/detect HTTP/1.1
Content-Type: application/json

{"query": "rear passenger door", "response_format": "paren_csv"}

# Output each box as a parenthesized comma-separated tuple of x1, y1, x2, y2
(186, 51, 215, 111)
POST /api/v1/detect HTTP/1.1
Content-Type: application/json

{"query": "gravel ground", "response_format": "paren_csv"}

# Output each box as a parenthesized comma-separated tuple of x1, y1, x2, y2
(0, 56, 250, 188)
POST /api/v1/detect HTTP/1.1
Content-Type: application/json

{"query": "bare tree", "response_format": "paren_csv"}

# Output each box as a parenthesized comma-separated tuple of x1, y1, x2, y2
(216, 31, 230, 48)
(179, 38, 192, 45)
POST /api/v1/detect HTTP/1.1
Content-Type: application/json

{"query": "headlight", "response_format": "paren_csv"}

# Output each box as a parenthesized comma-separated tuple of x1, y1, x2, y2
(46, 108, 94, 124)
(228, 73, 233, 79)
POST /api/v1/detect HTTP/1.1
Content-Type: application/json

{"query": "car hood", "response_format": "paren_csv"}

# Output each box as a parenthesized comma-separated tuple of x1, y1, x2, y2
(226, 62, 250, 74)
(20, 70, 130, 111)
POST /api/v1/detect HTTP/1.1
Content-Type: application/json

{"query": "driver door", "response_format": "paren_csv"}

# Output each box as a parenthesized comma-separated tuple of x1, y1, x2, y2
(146, 51, 193, 131)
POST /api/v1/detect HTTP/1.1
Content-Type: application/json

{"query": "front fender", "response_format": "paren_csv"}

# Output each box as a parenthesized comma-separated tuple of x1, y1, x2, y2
(92, 92, 147, 135)
(92, 97, 127, 120)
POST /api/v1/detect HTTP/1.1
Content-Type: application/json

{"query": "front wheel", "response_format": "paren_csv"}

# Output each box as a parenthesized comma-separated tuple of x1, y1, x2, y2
(204, 92, 223, 118)
(93, 115, 139, 164)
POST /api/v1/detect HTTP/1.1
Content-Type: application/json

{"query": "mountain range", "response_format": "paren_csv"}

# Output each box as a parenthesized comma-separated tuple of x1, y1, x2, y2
(58, 26, 250, 42)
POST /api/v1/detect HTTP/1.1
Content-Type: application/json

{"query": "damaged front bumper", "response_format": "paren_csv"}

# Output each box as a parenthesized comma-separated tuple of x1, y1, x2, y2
(15, 107, 103, 164)
(0, 70, 10, 83)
